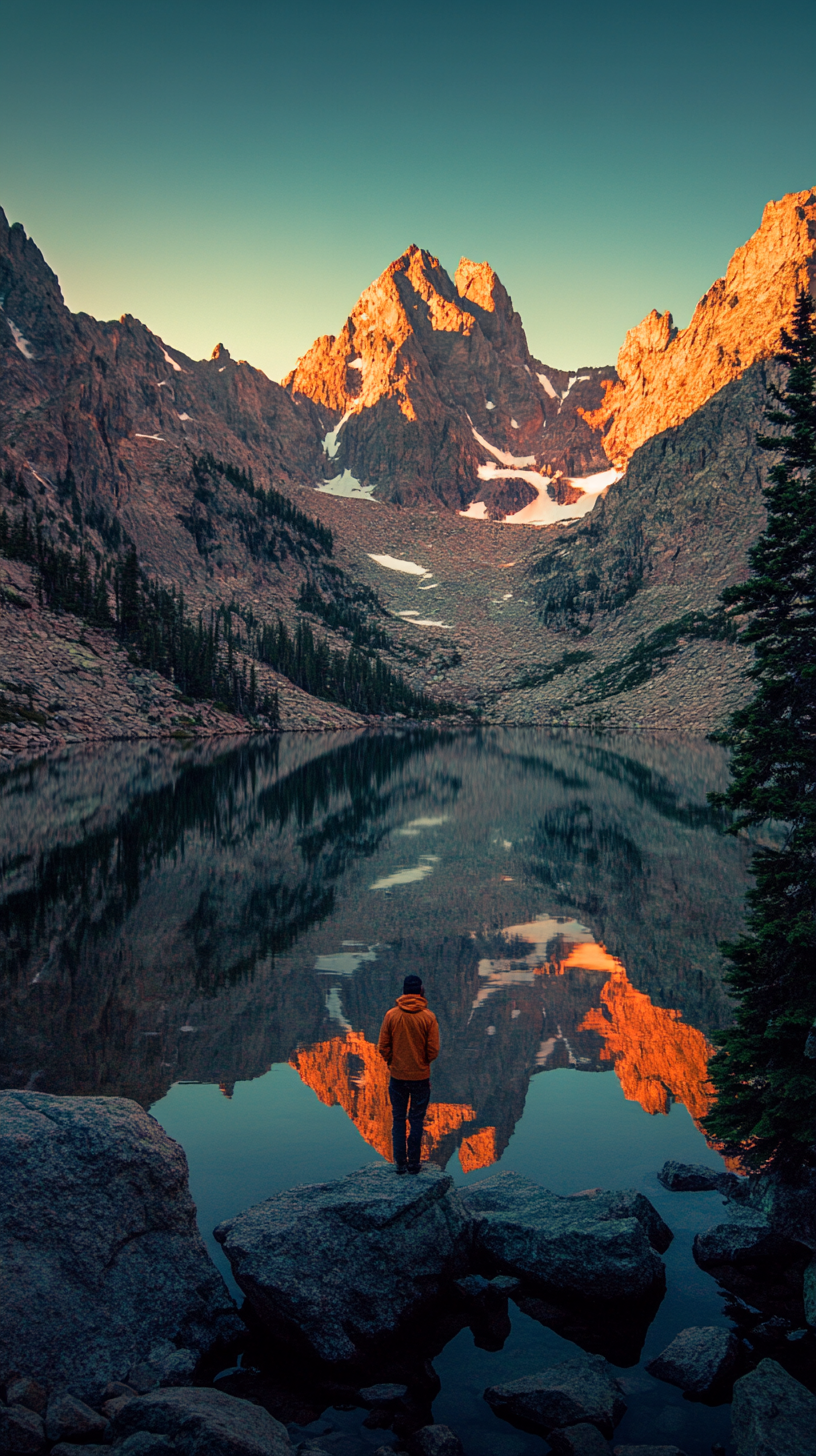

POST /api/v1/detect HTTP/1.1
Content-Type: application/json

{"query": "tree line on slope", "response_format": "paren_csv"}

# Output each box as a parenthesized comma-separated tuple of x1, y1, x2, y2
(705, 288, 816, 1178)
(0, 485, 446, 723)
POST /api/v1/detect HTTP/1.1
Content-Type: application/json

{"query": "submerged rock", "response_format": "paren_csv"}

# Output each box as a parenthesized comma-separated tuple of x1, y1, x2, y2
(462, 1173, 669, 1299)
(0, 1091, 240, 1404)
(645, 1325, 738, 1393)
(484, 1353, 626, 1436)
(214, 1164, 470, 1363)
(730, 1357, 816, 1456)
(112, 1387, 291, 1456)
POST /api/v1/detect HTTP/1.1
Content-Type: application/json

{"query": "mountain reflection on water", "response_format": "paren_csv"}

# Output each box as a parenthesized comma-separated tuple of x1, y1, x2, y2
(0, 729, 748, 1169)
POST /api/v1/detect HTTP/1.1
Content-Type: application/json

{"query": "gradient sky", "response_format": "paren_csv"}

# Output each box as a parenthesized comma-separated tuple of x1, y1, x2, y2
(2, 0, 815, 380)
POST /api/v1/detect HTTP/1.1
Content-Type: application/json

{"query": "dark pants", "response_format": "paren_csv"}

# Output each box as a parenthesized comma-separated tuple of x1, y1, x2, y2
(389, 1077, 431, 1169)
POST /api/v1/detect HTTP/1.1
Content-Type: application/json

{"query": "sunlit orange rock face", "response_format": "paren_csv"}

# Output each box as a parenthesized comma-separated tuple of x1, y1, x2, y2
(283, 244, 614, 508)
(459, 1126, 498, 1171)
(580, 966, 715, 1119)
(291, 1030, 479, 1163)
(582, 188, 816, 468)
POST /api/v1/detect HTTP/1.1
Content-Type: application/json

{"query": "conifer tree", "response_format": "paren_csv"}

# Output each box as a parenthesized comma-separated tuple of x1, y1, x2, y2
(704, 287, 816, 1175)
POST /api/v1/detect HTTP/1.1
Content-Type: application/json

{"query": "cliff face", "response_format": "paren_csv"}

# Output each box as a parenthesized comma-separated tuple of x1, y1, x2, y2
(285, 244, 615, 510)
(583, 188, 816, 467)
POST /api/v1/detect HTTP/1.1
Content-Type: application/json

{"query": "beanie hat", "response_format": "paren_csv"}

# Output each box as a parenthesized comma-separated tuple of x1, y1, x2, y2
(403, 974, 423, 995)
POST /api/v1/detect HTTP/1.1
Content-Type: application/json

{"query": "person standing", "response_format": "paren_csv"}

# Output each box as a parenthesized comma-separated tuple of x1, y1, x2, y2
(377, 974, 440, 1174)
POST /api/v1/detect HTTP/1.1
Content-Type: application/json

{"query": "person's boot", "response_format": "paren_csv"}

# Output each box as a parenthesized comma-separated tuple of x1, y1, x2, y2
(395, 1163, 407, 1175)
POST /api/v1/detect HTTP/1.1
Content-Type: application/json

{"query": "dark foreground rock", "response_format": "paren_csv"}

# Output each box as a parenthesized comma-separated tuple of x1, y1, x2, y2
(0, 1091, 241, 1403)
(45, 1393, 109, 1444)
(730, 1357, 816, 1456)
(463, 1173, 670, 1299)
(612, 1447, 688, 1456)
(657, 1161, 741, 1196)
(0, 1404, 47, 1453)
(645, 1325, 738, 1394)
(404, 1424, 464, 1456)
(214, 1164, 470, 1363)
(484, 1353, 626, 1436)
(692, 1213, 808, 1270)
(548, 1422, 612, 1453)
(805, 1256, 816, 1327)
(112, 1388, 290, 1456)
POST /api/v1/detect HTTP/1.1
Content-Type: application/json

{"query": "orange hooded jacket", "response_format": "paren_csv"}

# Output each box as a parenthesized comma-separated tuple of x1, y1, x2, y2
(377, 994, 440, 1081)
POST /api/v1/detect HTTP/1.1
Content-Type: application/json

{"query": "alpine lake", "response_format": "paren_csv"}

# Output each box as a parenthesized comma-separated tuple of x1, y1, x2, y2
(1, 729, 772, 1455)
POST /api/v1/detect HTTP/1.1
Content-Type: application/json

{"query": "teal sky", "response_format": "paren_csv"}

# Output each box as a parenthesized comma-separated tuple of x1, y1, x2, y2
(2, 0, 815, 379)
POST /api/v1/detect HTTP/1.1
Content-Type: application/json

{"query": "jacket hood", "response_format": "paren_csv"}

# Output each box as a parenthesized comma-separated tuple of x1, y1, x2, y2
(396, 994, 428, 1013)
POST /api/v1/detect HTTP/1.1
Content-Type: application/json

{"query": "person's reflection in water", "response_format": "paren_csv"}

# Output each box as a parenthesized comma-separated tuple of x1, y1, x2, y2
(377, 974, 440, 1175)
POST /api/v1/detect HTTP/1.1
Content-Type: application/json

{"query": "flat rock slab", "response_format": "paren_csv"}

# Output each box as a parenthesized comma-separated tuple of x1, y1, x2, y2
(731, 1358, 816, 1456)
(645, 1324, 738, 1393)
(657, 1160, 740, 1196)
(112, 1387, 291, 1456)
(46, 1394, 109, 1444)
(214, 1164, 471, 1363)
(484, 1353, 626, 1436)
(462, 1173, 669, 1300)
(0, 1091, 240, 1404)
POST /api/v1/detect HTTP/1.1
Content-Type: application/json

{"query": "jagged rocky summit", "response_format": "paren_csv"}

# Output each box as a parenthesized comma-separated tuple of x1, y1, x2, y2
(284, 244, 615, 514)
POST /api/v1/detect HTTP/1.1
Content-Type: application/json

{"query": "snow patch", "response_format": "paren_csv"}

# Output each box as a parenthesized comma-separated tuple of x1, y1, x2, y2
(562, 374, 590, 400)
(135, 433, 166, 442)
(5, 314, 35, 359)
(316, 470, 377, 500)
(486, 400, 495, 409)
(315, 947, 378, 976)
(471, 428, 536, 468)
(323, 408, 354, 459)
(368, 554, 430, 576)
(537, 372, 558, 399)
(471, 464, 620, 527)
(348, 357, 364, 370)
(370, 856, 440, 891)
(177, 412, 192, 421)
(161, 346, 183, 373)
(511, 419, 519, 429)
(218, 366, 226, 373)
(417, 581, 440, 590)
(325, 985, 352, 1030)
(459, 500, 488, 520)
(395, 612, 452, 629)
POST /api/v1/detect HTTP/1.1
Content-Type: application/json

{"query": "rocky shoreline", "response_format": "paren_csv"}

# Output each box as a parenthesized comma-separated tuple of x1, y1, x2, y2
(2, 1092, 814, 1456)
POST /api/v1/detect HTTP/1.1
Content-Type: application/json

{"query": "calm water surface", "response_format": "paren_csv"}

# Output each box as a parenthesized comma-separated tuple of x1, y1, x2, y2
(1, 730, 753, 1455)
